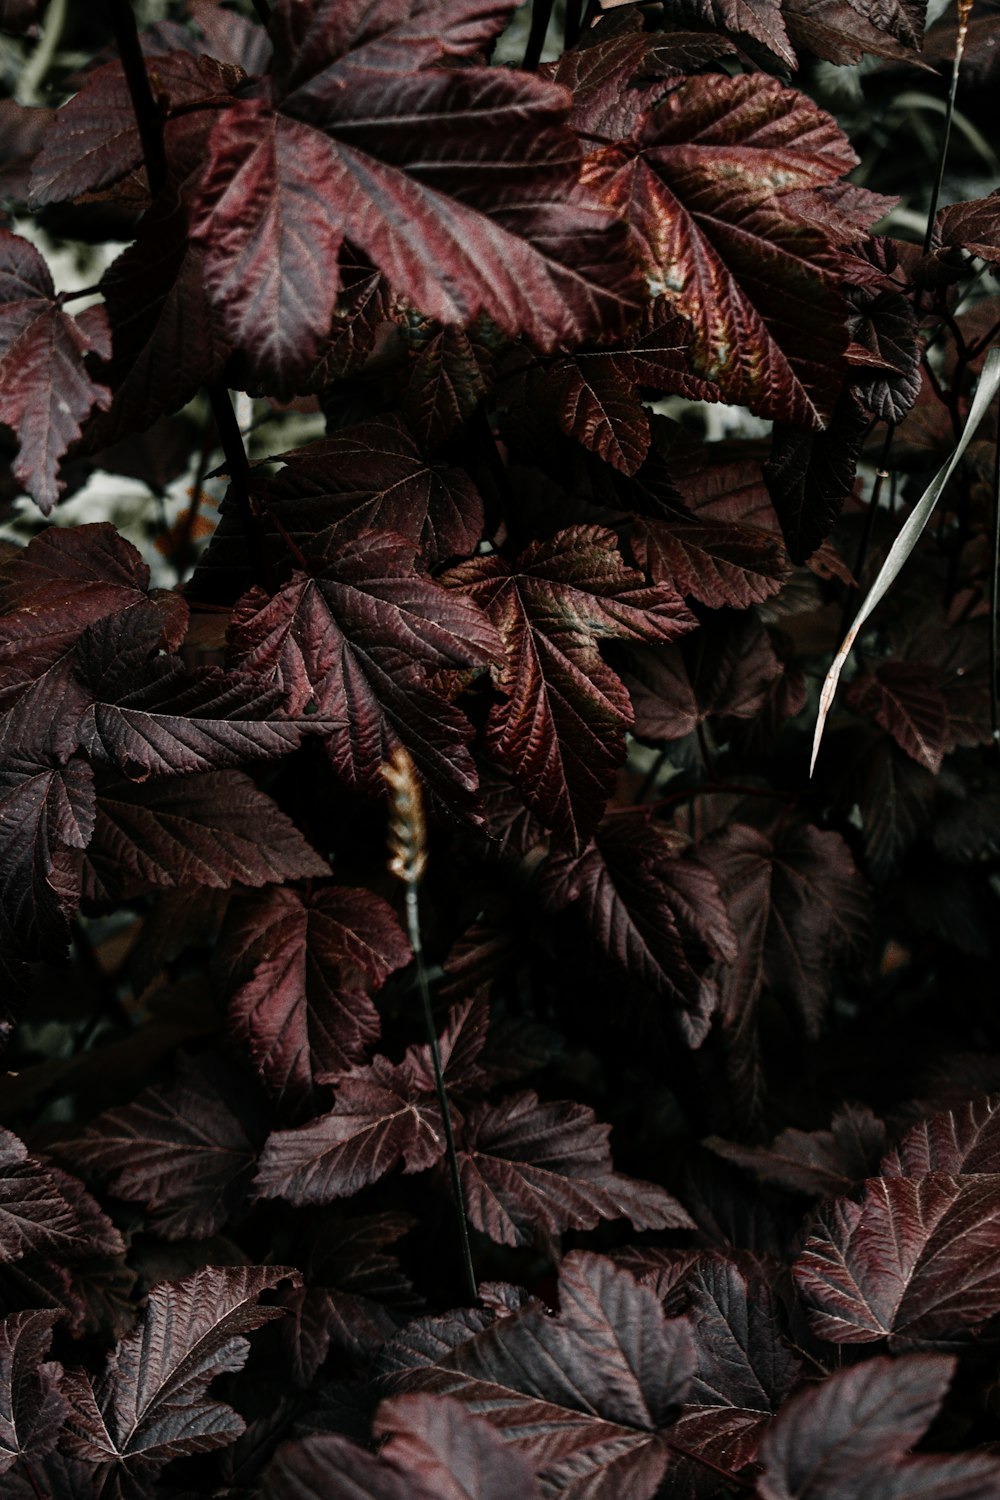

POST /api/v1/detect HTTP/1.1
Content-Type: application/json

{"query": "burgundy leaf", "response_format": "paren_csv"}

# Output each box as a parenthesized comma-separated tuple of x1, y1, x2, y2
(668, 1257, 800, 1474)
(625, 612, 786, 743)
(216, 884, 411, 1111)
(227, 538, 500, 806)
(189, 55, 639, 384)
(846, 661, 950, 775)
(543, 814, 736, 1029)
(707, 1104, 888, 1198)
(84, 770, 329, 901)
(792, 1174, 1000, 1348)
(266, 416, 485, 568)
(0, 750, 94, 973)
(73, 605, 319, 778)
(373, 1393, 543, 1500)
(53, 1054, 258, 1240)
(882, 1095, 1000, 1177)
(532, 303, 719, 475)
(64, 1265, 297, 1479)
(387, 1251, 695, 1500)
(757, 1354, 1000, 1499)
(445, 527, 695, 845)
(936, 189, 1000, 265)
(0, 1129, 123, 1264)
(583, 76, 859, 426)
(0, 230, 111, 512)
(0, 1311, 67, 1473)
(764, 391, 869, 563)
(403, 325, 491, 452)
(847, 289, 921, 424)
(254, 1059, 445, 1205)
(190, 0, 273, 75)
(457, 1089, 693, 1246)
(29, 52, 245, 206)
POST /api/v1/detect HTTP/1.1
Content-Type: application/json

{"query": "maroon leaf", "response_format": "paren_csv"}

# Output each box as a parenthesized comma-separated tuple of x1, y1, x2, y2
(764, 391, 868, 563)
(387, 1251, 696, 1500)
(84, 770, 329, 901)
(0, 1311, 67, 1473)
(53, 1054, 259, 1241)
(374, 1393, 543, 1500)
(847, 289, 921, 424)
(792, 1174, 1000, 1348)
(0, 230, 111, 512)
(937, 189, 1000, 264)
(0, 1129, 123, 1264)
(445, 527, 695, 846)
(625, 612, 786, 743)
(64, 1265, 297, 1479)
(254, 1058, 445, 1206)
(846, 661, 950, 774)
(707, 1104, 888, 1198)
(266, 416, 485, 568)
(697, 821, 867, 1120)
(190, 45, 639, 385)
(583, 76, 859, 426)
(190, 0, 273, 76)
(757, 1354, 1000, 1499)
(530, 302, 720, 475)
(668, 1257, 800, 1474)
(544, 816, 736, 1033)
(456, 1089, 693, 1246)
(403, 325, 491, 452)
(227, 537, 500, 806)
(882, 1095, 1000, 1177)
(216, 884, 411, 1111)
(29, 52, 245, 207)
(74, 605, 319, 778)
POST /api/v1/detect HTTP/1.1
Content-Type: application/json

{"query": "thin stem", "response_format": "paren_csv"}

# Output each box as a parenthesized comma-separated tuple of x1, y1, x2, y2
(17, 0, 68, 105)
(637, 747, 671, 803)
(523, 0, 555, 69)
(991, 398, 1000, 753)
(921, 0, 973, 257)
(564, 0, 584, 49)
(107, 0, 167, 197)
(250, 0, 272, 24)
(208, 386, 271, 590)
(171, 414, 217, 584)
(404, 882, 479, 1305)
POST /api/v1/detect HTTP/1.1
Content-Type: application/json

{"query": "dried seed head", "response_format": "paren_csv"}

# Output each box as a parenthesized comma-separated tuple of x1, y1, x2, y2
(383, 746, 427, 885)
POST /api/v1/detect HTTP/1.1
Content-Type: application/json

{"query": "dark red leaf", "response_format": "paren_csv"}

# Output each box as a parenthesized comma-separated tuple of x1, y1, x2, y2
(456, 1089, 693, 1246)
(847, 289, 921, 424)
(0, 1129, 123, 1264)
(0, 230, 111, 512)
(757, 1354, 1000, 1499)
(190, 0, 273, 75)
(190, 57, 639, 384)
(402, 326, 491, 452)
(846, 661, 950, 774)
(445, 527, 695, 846)
(53, 1054, 258, 1240)
(29, 52, 245, 206)
(793, 1174, 1000, 1348)
(697, 821, 867, 1120)
(387, 1251, 695, 1500)
(74, 605, 320, 778)
(0, 1311, 67, 1473)
(668, 1257, 800, 1474)
(373, 1393, 543, 1500)
(542, 816, 736, 1036)
(216, 884, 411, 1111)
(937, 189, 1000, 264)
(254, 1059, 445, 1205)
(266, 416, 485, 568)
(764, 390, 868, 563)
(707, 1104, 888, 1198)
(227, 539, 499, 807)
(84, 770, 329, 901)
(530, 302, 720, 475)
(64, 1265, 297, 1479)
(584, 76, 859, 426)
(882, 1095, 1000, 1177)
